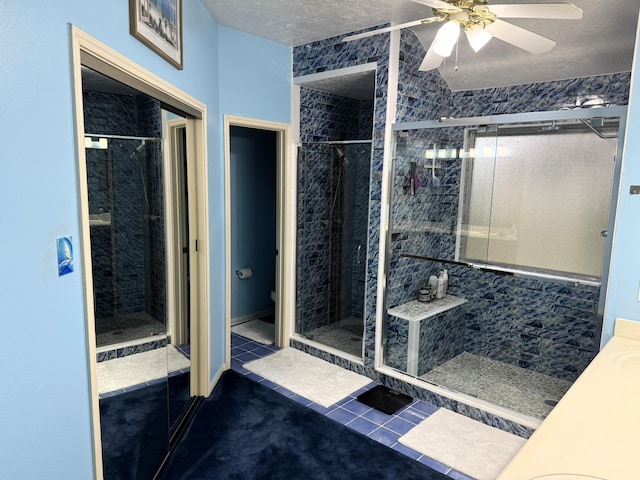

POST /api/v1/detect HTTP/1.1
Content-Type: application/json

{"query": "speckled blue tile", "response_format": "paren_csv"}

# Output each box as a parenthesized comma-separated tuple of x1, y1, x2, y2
(327, 407, 358, 424)
(384, 416, 417, 435)
(369, 427, 400, 447)
(347, 416, 379, 436)
(418, 455, 451, 474)
(340, 398, 372, 415)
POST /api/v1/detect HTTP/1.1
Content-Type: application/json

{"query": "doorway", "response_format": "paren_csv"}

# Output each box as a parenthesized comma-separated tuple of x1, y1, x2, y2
(229, 126, 277, 345)
(71, 27, 211, 480)
(223, 116, 293, 358)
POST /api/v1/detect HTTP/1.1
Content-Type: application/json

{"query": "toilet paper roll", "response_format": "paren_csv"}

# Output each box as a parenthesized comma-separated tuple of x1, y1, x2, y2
(236, 268, 253, 279)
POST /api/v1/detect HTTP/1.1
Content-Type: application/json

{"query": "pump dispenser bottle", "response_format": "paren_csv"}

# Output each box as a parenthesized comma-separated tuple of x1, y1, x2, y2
(436, 271, 445, 299)
(442, 269, 448, 296)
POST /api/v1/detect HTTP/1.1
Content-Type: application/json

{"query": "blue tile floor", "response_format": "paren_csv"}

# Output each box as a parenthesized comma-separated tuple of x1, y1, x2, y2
(231, 333, 476, 480)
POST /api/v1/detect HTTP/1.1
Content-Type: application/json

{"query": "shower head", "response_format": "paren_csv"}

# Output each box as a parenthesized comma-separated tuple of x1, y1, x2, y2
(129, 140, 147, 158)
(334, 146, 348, 165)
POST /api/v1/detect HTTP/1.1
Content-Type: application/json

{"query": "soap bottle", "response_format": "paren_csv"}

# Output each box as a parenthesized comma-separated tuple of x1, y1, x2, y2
(428, 275, 438, 299)
(442, 269, 448, 297)
(436, 270, 445, 299)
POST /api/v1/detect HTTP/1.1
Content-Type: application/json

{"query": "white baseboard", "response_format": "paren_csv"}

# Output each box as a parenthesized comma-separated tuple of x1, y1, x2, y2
(231, 308, 274, 326)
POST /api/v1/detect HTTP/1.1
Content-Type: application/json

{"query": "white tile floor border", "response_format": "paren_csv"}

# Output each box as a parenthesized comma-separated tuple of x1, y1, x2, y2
(231, 319, 275, 345)
(97, 345, 190, 394)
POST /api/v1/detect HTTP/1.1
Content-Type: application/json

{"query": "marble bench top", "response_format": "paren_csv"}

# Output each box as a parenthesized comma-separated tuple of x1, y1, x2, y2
(387, 295, 467, 322)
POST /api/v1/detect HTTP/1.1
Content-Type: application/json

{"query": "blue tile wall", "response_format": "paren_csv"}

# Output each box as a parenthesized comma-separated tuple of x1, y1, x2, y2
(96, 336, 168, 362)
(386, 307, 466, 377)
(83, 90, 139, 136)
(449, 74, 631, 118)
(299, 88, 373, 141)
(84, 91, 166, 337)
(417, 307, 466, 375)
(385, 315, 409, 372)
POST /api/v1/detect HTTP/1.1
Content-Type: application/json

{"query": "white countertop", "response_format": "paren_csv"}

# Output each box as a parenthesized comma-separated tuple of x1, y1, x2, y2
(497, 318, 640, 480)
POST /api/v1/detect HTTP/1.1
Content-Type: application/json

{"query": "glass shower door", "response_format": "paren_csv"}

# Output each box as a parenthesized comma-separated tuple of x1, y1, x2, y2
(385, 111, 623, 420)
(87, 137, 166, 347)
(295, 142, 371, 357)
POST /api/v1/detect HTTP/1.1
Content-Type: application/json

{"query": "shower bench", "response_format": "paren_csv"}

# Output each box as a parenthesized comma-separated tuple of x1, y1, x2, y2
(387, 295, 467, 377)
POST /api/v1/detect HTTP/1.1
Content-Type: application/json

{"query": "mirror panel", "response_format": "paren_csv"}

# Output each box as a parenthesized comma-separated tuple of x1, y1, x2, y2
(83, 67, 192, 478)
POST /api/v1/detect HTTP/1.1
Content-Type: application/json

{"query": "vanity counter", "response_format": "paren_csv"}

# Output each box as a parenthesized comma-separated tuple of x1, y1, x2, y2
(498, 318, 640, 480)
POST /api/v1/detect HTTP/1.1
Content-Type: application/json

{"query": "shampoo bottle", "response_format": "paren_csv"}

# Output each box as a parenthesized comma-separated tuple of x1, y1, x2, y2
(442, 269, 448, 296)
(436, 270, 445, 299)
(428, 275, 438, 299)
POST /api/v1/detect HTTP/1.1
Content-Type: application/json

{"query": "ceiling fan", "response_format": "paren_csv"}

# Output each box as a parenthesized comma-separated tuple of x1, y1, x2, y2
(343, 0, 583, 71)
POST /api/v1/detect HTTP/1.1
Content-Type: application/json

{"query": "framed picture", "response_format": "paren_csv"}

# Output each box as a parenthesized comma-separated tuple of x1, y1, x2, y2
(129, 0, 183, 69)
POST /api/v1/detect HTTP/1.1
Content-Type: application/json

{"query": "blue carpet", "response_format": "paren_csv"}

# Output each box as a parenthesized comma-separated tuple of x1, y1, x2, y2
(169, 372, 191, 431)
(158, 369, 450, 479)
(100, 381, 169, 479)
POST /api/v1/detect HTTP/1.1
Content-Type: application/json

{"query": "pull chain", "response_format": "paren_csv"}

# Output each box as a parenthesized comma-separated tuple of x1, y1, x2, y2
(454, 40, 459, 72)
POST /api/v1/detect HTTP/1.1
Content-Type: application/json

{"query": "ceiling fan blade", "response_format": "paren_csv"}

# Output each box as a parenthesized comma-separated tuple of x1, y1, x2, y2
(410, 0, 461, 11)
(490, 3, 582, 19)
(419, 43, 445, 71)
(342, 18, 439, 42)
(485, 19, 556, 54)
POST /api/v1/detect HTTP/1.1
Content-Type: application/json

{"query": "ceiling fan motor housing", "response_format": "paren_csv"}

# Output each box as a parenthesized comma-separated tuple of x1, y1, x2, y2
(433, 0, 497, 30)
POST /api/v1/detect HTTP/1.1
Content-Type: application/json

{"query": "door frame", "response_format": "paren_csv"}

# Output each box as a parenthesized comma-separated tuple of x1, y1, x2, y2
(70, 26, 211, 479)
(164, 117, 189, 352)
(223, 115, 294, 358)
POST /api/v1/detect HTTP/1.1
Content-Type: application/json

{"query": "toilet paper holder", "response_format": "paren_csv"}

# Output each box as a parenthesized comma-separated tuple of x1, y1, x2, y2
(236, 268, 253, 279)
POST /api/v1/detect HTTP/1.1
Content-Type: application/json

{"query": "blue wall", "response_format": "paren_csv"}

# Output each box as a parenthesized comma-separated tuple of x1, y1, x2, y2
(0, 1, 291, 478)
(230, 126, 277, 319)
(605, 19, 640, 342)
(218, 26, 292, 125)
(216, 24, 291, 370)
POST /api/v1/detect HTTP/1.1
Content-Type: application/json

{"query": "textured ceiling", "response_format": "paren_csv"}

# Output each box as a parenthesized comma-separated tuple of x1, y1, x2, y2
(203, 0, 639, 91)
(202, 0, 430, 46)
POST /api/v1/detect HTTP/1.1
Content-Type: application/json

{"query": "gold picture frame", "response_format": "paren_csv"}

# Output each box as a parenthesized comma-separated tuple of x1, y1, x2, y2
(129, 0, 183, 69)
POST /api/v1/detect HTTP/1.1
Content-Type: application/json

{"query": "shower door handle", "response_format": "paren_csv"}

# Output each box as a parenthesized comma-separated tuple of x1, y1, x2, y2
(357, 244, 363, 264)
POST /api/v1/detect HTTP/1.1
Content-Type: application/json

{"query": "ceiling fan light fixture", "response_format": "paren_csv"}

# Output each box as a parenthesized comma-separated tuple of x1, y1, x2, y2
(433, 20, 461, 57)
(465, 26, 492, 52)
